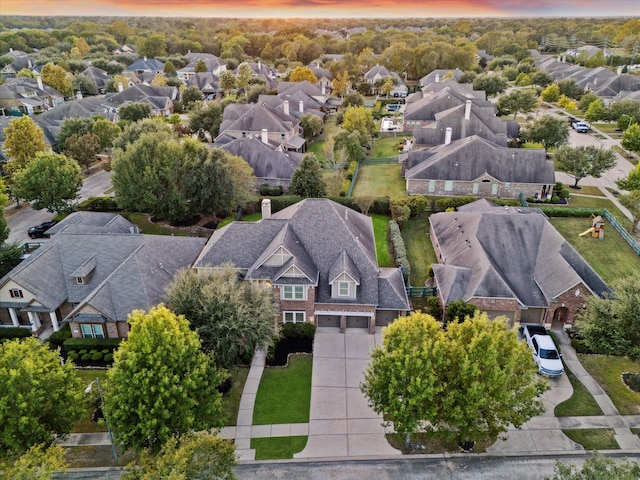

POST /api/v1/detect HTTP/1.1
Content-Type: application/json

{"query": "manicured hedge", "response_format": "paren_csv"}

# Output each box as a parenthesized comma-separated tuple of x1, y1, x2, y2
(537, 207, 601, 217)
(63, 338, 122, 350)
(259, 184, 283, 196)
(280, 322, 316, 340)
(435, 196, 477, 211)
(389, 219, 411, 280)
(78, 196, 121, 212)
(0, 327, 32, 340)
(47, 324, 72, 347)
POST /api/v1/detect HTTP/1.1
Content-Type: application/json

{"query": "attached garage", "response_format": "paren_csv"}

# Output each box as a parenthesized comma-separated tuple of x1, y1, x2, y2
(376, 310, 401, 327)
(520, 308, 545, 324)
(317, 315, 340, 328)
(485, 310, 515, 324)
(346, 315, 369, 328)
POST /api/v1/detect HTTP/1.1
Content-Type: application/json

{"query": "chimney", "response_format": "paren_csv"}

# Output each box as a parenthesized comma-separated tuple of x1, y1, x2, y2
(9, 48, 12, 52)
(322, 85, 326, 95)
(283, 100, 289, 116)
(36, 75, 43, 90)
(261, 128, 269, 145)
(28, 59, 32, 68)
(445, 127, 452, 145)
(299, 100, 304, 113)
(261, 198, 271, 219)
(118, 82, 124, 92)
(258, 60, 261, 70)
(435, 73, 440, 83)
(144, 56, 147, 62)
(465, 100, 472, 120)
(76, 90, 83, 100)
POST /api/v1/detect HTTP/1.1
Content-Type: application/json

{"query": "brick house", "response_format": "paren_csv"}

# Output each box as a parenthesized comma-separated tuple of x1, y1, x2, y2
(193, 198, 410, 333)
(405, 135, 556, 200)
(0, 213, 206, 339)
(428, 200, 611, 327)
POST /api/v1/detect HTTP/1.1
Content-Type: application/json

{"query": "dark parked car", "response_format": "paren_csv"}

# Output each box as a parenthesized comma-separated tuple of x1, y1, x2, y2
(28, 221, 56, 239)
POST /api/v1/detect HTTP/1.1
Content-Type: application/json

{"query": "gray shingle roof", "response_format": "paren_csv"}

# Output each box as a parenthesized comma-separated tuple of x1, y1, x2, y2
(406, 136, 555, 185)
(194, 199, 409, 310)
(46, 212, 135, 235)
(430, 204, 611, 307)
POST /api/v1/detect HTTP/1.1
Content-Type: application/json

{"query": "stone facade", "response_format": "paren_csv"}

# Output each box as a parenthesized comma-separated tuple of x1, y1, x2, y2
(407, 176, 552, 200)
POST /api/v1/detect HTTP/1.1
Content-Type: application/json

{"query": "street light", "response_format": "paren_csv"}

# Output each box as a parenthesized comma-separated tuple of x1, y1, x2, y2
(85, 378, 118, 460)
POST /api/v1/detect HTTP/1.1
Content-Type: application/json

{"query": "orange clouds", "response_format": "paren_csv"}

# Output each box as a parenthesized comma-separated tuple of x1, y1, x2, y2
(0, 0, 635, 17)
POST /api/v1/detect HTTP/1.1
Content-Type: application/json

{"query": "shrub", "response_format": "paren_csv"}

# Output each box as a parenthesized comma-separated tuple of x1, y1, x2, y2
(104, 353, 114, 363)
(67, 351, 79, 361)
(79, 349, 88, 355)
(259, 184, 283, 196)
(264, 195, 302, 213)
(389, 219, 411, 281)
(426, 296, 443, 319)
(63, 338, 121, 350)
(47, 324, 72, 347)
(0, 327, 32, 340)
(390, 201, 410, 228)
(340, 179, 351, 196)
(78, 196, 121, 212)
(91, 352, 104, 361)
(571, 338, 594, 354)
(539, 207, 601, 217)
(81, 353, 92, 361)
(435, 196, 476, 211)
(346, 161, 357, 180)
(280, 322, 316, 340)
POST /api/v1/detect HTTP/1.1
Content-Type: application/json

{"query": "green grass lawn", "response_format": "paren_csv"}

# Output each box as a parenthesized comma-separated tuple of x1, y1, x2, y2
(548, 216, 640, 284)
(577, 355, 640, 415)
(253, 355, 312, 425)
(564, 185, 604, 197)
(121, 213, 188, 236)
(251, 436, 308, 460)
(307, 115, 339, 163)
(401, 215, 438, 287)
(369, 136, 410, 158)
(554, 368, 604, 417)
(222, 366, 249, 426)
(562, 428, 619, 450)
(372, 214, 393, 267)
(72, 370, 109, 433)
(351, 163, 406, 198)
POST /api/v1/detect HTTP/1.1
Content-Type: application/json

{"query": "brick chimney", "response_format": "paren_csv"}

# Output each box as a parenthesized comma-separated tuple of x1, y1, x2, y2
(261, 198, 271, 219)
(261, 128, 269, 145)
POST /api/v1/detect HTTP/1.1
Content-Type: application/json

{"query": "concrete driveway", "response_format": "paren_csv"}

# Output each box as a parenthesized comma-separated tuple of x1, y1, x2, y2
(294, 328, 400, 459)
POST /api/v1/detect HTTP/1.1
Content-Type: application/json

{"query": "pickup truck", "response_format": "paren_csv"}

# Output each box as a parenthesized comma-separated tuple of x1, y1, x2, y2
(520, 324, 564, 377)
(572, 121, 589, 133)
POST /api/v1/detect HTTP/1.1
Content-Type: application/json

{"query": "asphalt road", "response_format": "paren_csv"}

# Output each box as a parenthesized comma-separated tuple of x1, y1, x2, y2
(6, 169, 113, 245)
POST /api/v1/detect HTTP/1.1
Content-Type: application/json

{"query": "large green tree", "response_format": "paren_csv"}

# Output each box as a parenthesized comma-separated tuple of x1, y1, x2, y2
(289, 153, 327, 198)
(2, 116, 47, 174)
(616, 164, 640, 192)
(12, 152, 82, 214)
(289, 66, 318, 83)
(41, 63, 72, 97)
(472, 73, 507, 97)
(105, 305, 226, 453)
(361, 311, 548, 445)
(188, 101, 223, 141)
(548, 452, 640, 480)
(0, 338, 84, 454)
(91, 118, 122, 150)
(118, 102, 152, 123)
(619, 190, 640, 233)
(579, 273, 640, 359)
(521, 115, 570, 149)
(621, 123, 640, 154)
(56, 117, 94, 151)
(113, 118, 174, 151)
(497, 89, 538, 120)
(63, 133, 101, 172)
(555, 145, 616, 188)
(0, 443, 67, 480)
(122, 432, 237, 480)
(341, 105, 374, 143)
(166, 266, 279, 367)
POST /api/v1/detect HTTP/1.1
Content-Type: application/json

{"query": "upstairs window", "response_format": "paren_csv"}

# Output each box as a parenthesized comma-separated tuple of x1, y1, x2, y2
(9, 289, 23, 299)
(282, 285, 306, 300)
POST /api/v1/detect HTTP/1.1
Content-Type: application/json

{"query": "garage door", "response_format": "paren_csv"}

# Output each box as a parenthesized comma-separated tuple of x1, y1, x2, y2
(376, 311, 400, 327)
(346, 316, 369, 329)
(317, 315, 340, 328)
(486, 310, 515, 323)
(520, 308, 545, 324)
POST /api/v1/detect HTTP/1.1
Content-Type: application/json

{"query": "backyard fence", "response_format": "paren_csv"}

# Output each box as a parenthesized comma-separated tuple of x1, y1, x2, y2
(346, 161, 360, 197)
(406, 286, 437, 297)
(519, 192, 529, 208)
(363, 157, 398, 164)
(602, 209, 640, 256)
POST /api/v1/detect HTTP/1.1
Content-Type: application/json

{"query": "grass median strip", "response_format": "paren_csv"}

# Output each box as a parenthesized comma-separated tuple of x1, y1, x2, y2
(554, 368, 603, 417)
(372, 214, 393, 267)
(251, 436, 308, 460)
(253, 355, 312, 425)
(562, 428, 619, 450)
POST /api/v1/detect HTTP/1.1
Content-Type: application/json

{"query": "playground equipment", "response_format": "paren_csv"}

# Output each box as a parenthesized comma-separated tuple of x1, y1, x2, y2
(579, 215, 605, 239)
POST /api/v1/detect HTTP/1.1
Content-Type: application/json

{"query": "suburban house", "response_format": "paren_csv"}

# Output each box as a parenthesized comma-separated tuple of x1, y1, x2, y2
(193, 198, 410, 333)
(113, 44, 136, 57)
(363, 64, 407, 95)
(235, 61, 278, 89)
(80, 66, 111, 94)
(177, 53, 227, 81)
(309, 64, 333, 91)
(429, 200, 610, 326)
(124, 57, 165, 75)
(214, 135, 304, 190)
(216, 100, 306, 152)
(106, 84, 179, 117)
(0, 76, 64, 115)
(405, 135, 555, 199)
(419, 68, 465, 85)
(258, 93, 326, 122)
(185, 72, 220, 99)
(0, 213, 206, 339)
(0, 50, 37, 78)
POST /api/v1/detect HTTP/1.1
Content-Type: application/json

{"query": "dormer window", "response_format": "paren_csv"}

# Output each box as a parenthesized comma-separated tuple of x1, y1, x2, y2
(9, 288, 23, 299)
(338, 282, 350, 297)
(76, 277, 85, 285)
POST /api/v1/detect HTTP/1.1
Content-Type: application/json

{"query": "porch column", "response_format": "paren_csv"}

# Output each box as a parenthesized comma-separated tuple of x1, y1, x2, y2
(340, 315, 346, 333)
(8, 308, 20, 327)
(49, 311, 60, 332)
(27, 311, 41, 333)
(368, 314, 376, 335)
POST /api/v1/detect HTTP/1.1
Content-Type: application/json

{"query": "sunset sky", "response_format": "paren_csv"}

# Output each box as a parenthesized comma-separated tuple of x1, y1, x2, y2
(1, 0, 638, 19)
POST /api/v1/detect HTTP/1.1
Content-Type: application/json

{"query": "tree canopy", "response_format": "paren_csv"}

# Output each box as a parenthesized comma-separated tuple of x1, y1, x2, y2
(547, 452, 640, 480)
(621, 123, 640, 154)
(288, 153, 327, 198)
(105, 305, 226, 453)
(63, 133, 101, 172)
(521, 115, 569, 149)
(341, 105, 374, 142)
(496, 88, 538, 119)
(166, 266, 279, 367)
(118, 102, 152, 123)
(555, 145, 616, 188)
(12, 151, 82, 214)
(188, 101, 223, 141)
(361, 311, 548, 445)
(2, 116, 47, 173)
(0, 338, 84, 454)
(41, 63, 72, 96)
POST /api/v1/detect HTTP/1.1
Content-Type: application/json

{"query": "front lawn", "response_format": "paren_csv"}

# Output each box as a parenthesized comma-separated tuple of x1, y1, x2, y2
(251, 436, 308, 460)
(554, 368, 603, 417)
(253, 355, 312, 425)
(563, 185, 604, 197)
(351, 163, 406, 198)
(401, 215, 438, 287)
(372, 214, 393, 267)
(577, 355, 640, 415)
(562, 428, 619, 450)
(73, 370, 108, 433)
(222, 366, 249, 426)
(548, 217, 640, 285)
